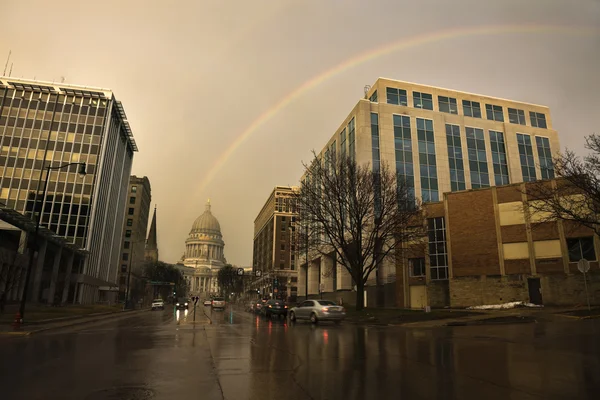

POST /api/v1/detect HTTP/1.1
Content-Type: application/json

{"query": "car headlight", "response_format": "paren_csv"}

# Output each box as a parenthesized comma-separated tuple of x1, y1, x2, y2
(176, 303, 179, 306)
(185, 303, 188, 306)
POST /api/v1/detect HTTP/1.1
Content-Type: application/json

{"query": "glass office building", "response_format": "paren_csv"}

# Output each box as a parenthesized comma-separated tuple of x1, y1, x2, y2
(0, 77, 137, 302)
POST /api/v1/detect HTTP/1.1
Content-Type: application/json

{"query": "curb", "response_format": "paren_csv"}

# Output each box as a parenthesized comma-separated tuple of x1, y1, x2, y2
(0, 309, 150, 336)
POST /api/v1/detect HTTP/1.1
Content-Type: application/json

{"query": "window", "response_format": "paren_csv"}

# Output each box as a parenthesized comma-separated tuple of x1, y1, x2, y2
(417, 118, 438, 202)
(413, 91, 433, 110)
(393, 115, 415, 208)
(530, 112, 547, 128)
(466, 127, 490, 188)
(128, 207, 134, 215)
(281, 244, 285, 251)
(371, 113, 380, 172)
(125, 230, 131, 237)
(124, 241, 130, 249)
(121, 264, 128, 272)
(485, 104, 504, 121)
(535, 136, 554, 179)
(462, 100, 481, 118)
(129, 196, 136, 204)
(409, 258, 426, 277)
(348, 118, 356, 161)
(127, 218, 133, 226)
(369, 90, 378, 102)
(489, 131, 510, 185)
(445, 124, 465, 191)
(340, 128, 346, 159)
(517, 133, 537, 182)
(508, 108, 526, 125)
(567, 237, 596, 262)
(131, 186, 137, 193)
(122, 253, 129, 261)
(427, 217, 448, 280)
(386, 87, 408, 106)
(438, 96, 458, 114)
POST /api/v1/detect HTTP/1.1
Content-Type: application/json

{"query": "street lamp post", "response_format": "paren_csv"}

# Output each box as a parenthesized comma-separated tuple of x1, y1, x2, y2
(18, 162, 86, 323)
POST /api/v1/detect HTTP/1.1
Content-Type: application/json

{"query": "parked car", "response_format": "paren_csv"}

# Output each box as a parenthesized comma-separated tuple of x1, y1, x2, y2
(175, 298, 189, 310)
(212, 297, 226, 309)
(289, 300, 345, 323)
(261, 299, 288, 318)
(151, 299, 164, 311)
(203, 300, 212, 306)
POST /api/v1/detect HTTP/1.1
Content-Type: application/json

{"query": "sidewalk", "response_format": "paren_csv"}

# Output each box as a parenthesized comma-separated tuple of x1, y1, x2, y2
(0, 306, 150, 336)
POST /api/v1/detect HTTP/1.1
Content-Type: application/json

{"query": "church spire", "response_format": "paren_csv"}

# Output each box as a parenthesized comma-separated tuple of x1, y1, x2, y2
(145, 205, 159, 263)
(206, 198, 211, 211)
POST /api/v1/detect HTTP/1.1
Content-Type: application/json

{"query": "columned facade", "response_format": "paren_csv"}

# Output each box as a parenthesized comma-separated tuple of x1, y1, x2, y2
(176, 200, 226, 297)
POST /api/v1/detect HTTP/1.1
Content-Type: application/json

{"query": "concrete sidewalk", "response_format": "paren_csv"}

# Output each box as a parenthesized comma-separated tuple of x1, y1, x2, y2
(0, 308, 150, 336)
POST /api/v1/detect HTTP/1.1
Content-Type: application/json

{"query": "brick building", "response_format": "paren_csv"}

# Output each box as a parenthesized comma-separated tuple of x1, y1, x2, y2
(397, 180, 600, 308)
(252, 186, 299, 301)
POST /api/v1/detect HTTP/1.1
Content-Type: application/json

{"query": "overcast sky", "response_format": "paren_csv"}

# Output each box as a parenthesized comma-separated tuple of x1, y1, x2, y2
(1, 0, 599, 265)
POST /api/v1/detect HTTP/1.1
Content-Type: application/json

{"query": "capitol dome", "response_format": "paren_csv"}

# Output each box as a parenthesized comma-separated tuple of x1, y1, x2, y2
(191, 199, 221, 235)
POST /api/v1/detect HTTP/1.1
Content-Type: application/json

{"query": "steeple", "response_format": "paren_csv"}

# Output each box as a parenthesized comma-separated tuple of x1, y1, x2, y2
(206, 198, 211, 211)
(144, 205, 159, 263)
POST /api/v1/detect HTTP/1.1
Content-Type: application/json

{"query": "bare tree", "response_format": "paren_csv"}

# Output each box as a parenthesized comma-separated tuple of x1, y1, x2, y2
(296, 152, 422, 310)
(526, 134, 600, 236)
(0, 248, 27, 313)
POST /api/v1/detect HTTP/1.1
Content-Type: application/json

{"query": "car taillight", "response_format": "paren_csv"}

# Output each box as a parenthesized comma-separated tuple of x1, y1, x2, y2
(284, 306, 288, 308)
(268, 305, 272, 308)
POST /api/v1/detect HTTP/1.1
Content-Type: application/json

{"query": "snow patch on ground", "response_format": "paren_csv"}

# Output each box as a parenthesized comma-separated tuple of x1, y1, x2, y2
(467, 301, 544, 310)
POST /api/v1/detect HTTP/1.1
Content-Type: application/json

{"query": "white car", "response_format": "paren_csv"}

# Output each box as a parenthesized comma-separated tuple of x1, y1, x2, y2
(203, 300, 212, 306)
(151, 299, 164, 310)
(211, 297, 226, 309)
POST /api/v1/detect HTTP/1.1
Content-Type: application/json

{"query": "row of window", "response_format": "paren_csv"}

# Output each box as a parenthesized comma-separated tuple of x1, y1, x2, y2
(374, 87, 548, 128)
(387, 115, 553, 202)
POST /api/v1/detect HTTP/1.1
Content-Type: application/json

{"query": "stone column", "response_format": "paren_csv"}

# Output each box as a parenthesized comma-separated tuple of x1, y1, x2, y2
(297, 265, 307, 300)
(46, 245, 63, 305)
(308, 260, 319, 296)
(338, 261, 353, 290)
(321, 255, 334, 294)
(30, 238, 48, 303)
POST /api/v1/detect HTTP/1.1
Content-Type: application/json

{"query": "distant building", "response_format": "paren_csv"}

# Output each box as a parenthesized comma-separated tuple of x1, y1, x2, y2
(144, 206, 158, 264)
(177, 199, 226, 296)
(0, 77, 137, 304)
(398, 180, 600, 308)
(118, 176, 151, 301)
(252, 186, 298, 301)
(299, 77, 561, 306)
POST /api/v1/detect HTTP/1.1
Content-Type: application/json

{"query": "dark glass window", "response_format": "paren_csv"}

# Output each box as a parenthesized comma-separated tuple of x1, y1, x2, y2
(462, 100, 481, 118)
(129, 196, 135, 204)
(535, 136, 554, 179)
(417, 118, 438, 202)
(386, 87, 408, 106)
(530, 112, 547, 128)
(427, 217, 448, 280)
(124, 241, 130, 249)
(127, 219, 133, 226)
(466, 127, 489, 189)
(369, 90, 378, 102)
(567, 237, 596, 262)
(508, 108, 526, 125)
(409, 258, 426, 277)
(446, 124, 465, 191)
(125, 230, 132, 237)
(438, 96, 458, 114)
(485, 104, 504, 121)
(489, 131, 510, 185)
(122, 253, 129, 261)
(413, 92, 433, 110)
(131, 185, 137, 193)
(517, 134, 537, 182)
(394, 114, 415, 208)
(128, 207, 134, 215)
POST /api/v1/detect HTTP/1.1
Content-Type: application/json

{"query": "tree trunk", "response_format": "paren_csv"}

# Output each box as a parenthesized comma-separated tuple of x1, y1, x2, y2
(355, 279, 365, 311)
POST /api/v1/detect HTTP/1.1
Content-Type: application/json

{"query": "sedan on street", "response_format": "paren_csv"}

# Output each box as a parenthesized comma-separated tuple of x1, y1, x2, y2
(151, 299, 164, 311)
(289, 300, 345, 323)
(261, 299, 288, 318)
(175, 298, 189, 310)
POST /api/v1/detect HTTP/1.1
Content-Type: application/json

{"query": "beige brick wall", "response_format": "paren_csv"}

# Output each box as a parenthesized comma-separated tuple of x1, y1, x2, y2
(449, 276, 529, 308)
(541, 272, 600, 306)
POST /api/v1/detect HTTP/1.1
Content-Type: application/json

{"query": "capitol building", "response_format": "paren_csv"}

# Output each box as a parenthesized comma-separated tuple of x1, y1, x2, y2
(177, 200, 227, 296)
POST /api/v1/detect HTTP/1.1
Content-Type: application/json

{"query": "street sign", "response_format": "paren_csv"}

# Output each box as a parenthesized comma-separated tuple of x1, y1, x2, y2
(578, 259, 590, 273)
(237, 268, 244, 276)
(255, 270, 262, 277)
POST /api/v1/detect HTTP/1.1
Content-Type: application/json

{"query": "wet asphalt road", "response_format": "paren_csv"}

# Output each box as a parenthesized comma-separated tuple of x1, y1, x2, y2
(0, 306, 599, 400)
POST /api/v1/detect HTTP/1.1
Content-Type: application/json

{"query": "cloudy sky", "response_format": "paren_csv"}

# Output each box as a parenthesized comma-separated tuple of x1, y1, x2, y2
(1, 0, 598, 265)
